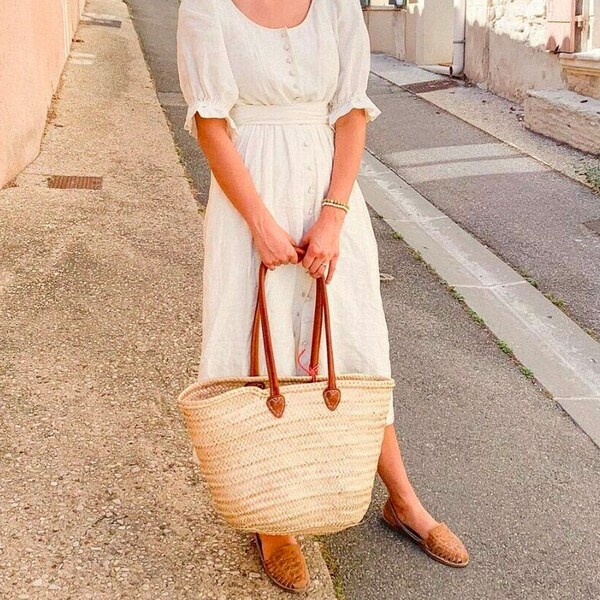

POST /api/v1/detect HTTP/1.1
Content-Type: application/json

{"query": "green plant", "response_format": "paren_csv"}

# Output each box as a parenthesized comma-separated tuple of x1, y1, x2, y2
(516, 267, 539, 288)
(411, 249, 424, 262)
(317, 541, 346, 600)
(447, 286, 464, 301)
(519, 366, 534, 379)
(468, 308, 485, 326)
(544, 292, 565, 308)
(581, 162, 600, 194)
(496, 339, 514, 356)
(392, 231, 404, 241)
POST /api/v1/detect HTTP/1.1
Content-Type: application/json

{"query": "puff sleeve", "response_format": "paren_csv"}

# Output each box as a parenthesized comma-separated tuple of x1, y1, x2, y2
(176, 0, 240, 139)
(328, 0, 381, 128)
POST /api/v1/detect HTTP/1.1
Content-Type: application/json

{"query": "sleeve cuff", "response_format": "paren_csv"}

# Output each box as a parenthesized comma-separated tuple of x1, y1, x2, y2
(184, 100, 238, 140)
(328, 94, 381, 127)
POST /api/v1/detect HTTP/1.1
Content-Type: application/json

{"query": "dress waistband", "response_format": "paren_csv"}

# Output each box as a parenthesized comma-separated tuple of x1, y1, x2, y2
(230, 101, 330, 126)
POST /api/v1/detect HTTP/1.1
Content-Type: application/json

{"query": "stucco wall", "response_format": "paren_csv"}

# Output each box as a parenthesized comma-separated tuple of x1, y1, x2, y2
(465, 0, 565, 101)
(364, 7, 406, 59)
(0, 0, 85, 187)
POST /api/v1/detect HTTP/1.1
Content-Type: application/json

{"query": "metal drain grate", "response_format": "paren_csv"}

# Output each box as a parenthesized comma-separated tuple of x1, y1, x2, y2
(84, 17, 122, 28)
(48, 175, 103, 190)
(402, 79, 458, 94)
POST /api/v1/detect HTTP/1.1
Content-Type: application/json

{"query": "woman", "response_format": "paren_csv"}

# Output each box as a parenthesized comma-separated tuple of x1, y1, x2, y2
(177, 0, 469, 592)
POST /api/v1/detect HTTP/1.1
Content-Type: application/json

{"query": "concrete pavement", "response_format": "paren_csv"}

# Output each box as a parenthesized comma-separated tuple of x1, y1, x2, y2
(0, 1, 334, 597)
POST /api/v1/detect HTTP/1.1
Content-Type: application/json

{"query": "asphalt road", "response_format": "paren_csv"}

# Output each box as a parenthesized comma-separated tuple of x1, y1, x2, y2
(125, 2, 600, 598)
(366, 75, 600, 339)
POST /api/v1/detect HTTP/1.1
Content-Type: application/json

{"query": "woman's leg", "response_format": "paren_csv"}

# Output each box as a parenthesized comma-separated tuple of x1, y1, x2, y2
(377, 424, 438, 537)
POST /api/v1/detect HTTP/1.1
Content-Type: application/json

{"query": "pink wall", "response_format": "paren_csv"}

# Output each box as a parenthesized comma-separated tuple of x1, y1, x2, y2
(0, 0, 85, 186)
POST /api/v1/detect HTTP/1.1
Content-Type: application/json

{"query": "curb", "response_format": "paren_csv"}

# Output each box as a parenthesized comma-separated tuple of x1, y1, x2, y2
(359, 150, 600, 447)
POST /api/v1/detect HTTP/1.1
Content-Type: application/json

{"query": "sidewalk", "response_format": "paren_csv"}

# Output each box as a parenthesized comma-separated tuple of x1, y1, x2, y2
(0, 1, 334, 598)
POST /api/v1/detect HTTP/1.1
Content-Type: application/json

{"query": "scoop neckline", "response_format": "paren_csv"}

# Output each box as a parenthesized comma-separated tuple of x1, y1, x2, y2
(228, 0, 315, 32)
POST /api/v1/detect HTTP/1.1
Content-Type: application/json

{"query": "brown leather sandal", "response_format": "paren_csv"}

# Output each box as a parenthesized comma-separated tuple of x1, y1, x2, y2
(382, 499, 469, 568)
(254, 534, 310, 593)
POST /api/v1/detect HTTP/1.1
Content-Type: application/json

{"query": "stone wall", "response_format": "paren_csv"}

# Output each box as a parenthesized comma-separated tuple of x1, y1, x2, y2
(0, 0, 86, 187)
(465, 0, 565, 101)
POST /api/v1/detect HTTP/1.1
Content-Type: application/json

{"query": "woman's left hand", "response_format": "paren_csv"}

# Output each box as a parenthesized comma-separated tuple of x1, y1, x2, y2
(300, 206, 346, 284)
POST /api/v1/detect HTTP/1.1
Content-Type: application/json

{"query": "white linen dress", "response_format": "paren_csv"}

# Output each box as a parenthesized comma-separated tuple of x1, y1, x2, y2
(177, 0, 394, 424)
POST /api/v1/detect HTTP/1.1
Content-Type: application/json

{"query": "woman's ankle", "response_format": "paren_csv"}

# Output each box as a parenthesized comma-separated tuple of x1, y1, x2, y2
(256, 533, 298, 559)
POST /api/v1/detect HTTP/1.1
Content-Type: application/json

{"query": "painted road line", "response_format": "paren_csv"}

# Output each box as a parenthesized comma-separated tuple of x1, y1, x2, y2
(360, 149, 600, 446)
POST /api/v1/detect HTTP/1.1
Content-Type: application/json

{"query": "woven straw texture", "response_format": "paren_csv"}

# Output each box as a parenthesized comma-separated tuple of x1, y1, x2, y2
(178, 373, 394, 536)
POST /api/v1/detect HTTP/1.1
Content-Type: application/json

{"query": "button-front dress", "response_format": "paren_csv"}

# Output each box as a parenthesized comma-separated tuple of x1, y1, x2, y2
(177, 0, 394, 424)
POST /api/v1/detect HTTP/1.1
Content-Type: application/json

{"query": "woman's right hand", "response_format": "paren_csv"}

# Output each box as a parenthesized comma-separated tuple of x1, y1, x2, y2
(250, 210, 299, 270)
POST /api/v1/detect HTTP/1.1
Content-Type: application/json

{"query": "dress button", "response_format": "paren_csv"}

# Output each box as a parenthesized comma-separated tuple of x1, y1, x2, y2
(284, 44, 290, 50)
(307, 164, 312, 171)
(308, 186, 314, 193)
(303, 140, 309, 147)
(281, 31, 286, 38)
(308, 208, 313, 215)
(290, 70, 295, 76)
(286, 57, 292, 64)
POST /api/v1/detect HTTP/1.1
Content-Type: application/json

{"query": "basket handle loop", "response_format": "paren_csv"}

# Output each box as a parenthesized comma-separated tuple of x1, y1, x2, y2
(249, 247, 340, 418)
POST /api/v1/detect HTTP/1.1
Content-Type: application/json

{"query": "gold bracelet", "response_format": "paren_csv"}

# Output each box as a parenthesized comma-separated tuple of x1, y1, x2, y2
(321, 198, 349, 213)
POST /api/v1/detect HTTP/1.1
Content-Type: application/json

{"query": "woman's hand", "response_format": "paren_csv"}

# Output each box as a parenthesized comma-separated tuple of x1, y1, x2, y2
(300, 206, 346, 284)
(250, 208, 299, 270)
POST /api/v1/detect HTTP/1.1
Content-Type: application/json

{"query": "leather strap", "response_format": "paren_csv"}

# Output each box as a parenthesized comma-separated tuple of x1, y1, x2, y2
(249, 247, 341, 417)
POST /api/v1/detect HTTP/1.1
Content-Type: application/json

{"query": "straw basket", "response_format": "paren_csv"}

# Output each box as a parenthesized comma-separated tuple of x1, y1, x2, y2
(178, 254, 395, 536)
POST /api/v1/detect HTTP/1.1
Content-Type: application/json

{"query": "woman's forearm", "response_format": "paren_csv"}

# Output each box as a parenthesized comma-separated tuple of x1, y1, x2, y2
(194, 114, 270, 235)
(325, 109, 367, 205)
(195, 114, 299, 268)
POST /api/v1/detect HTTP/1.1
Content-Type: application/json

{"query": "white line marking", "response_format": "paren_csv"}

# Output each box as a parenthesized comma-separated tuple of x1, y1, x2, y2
(396, 157, 548, 183)
(386, 143, 516, 166)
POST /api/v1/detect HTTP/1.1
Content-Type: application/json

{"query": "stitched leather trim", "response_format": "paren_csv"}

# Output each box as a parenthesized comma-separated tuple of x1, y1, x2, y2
(267, 394, 286, 418)
(323, 388, 341, 411)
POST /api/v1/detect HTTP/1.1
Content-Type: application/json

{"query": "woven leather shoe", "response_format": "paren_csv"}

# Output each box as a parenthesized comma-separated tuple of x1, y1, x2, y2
(254, 534, 310, 593)
(382, 498, 469, 567)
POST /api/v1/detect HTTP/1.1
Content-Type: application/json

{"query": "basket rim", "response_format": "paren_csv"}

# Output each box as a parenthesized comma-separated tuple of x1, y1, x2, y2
(178, 373, 395, 409)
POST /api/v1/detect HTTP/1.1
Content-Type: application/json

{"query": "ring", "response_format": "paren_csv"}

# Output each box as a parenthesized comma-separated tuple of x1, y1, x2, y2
(320, 261, 327, 268)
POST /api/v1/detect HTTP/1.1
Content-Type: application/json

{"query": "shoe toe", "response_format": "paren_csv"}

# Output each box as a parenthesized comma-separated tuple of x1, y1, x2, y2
(264, 544, 310, 591)
(425, 523, 469, 566)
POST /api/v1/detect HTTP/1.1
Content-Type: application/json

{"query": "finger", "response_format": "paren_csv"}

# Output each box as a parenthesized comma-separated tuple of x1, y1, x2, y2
(309, 256, 326, 277)
(325, 256, 338, 284)
(302, 249, 315, 271)
(288, 247, 299, 264)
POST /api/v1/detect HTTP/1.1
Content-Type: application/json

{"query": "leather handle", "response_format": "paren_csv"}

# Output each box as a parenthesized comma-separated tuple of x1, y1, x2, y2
(249, 248, 340, 417)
